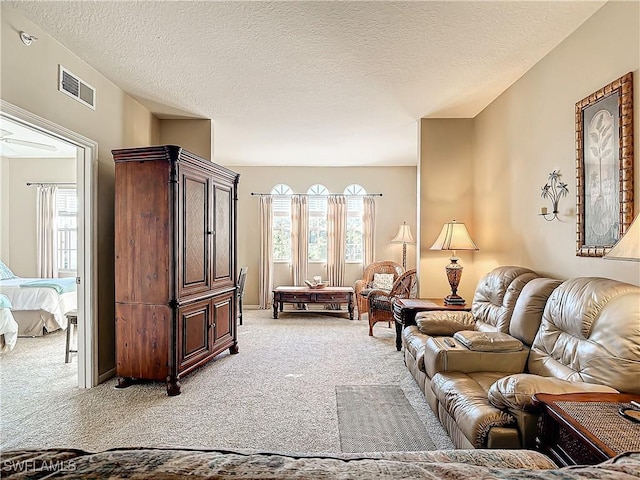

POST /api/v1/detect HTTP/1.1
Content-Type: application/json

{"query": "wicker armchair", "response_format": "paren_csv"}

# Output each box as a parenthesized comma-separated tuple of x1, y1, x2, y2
(354, 261, 405, 320)
(368, 269, 418, 336)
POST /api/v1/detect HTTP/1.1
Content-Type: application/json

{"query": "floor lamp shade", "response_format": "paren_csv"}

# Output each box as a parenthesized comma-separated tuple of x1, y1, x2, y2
(391, 222, 415, 269)
(603, 215, 640, 261)
(430, 220, 479, 305)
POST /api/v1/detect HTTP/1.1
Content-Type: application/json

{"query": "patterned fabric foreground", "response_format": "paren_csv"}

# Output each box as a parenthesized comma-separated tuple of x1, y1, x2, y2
(1, 448, 640, 479)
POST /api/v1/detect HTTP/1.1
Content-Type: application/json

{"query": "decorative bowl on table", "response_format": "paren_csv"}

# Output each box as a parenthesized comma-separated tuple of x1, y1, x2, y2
(304, 280, 329, 289)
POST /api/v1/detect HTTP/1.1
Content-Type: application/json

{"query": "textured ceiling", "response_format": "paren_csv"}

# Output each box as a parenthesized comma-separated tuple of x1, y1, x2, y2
(8, 1, 605, 166)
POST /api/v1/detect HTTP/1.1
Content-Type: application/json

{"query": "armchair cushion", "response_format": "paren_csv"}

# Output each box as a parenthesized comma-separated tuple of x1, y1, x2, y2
(416, 311, 475, 335)
(453, 331, 523, 352)
(372, 273, 395, 291)
(488, 374, 619, 413)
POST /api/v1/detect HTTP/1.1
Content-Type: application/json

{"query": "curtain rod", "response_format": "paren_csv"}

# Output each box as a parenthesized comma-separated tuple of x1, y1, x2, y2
(26, 182, 76, 186)
(250, 192, 382, 197)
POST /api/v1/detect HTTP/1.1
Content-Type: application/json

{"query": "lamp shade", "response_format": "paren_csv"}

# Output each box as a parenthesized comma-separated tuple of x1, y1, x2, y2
(430, 220, 479, 251)
(603, 215, 640, 261)
(391, 222, 415, 245)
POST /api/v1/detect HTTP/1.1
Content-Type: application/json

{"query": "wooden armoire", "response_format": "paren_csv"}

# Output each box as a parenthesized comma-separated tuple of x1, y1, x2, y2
(112, 145, 240, 396)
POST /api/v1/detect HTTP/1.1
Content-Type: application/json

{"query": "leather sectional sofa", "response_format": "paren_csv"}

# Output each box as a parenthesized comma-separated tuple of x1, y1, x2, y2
(402, 266, 640, 450)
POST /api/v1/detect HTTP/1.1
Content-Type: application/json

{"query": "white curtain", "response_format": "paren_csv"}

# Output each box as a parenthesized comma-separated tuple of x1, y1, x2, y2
(363, 195, 376, 269)
(259, 195, 273, 309)
(326, 195, 347, 287)
(36, 185, 58, 278)
(291, 194, 308, 286)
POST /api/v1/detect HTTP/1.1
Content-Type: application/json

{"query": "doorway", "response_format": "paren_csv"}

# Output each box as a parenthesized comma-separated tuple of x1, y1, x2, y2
(0, 100, 97, 388)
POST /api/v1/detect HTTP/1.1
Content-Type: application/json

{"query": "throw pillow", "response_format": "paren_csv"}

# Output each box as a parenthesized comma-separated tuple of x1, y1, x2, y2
(372, 273, 394, 291)
(0, 294, 12, 309)
(0, 260, 16, 280)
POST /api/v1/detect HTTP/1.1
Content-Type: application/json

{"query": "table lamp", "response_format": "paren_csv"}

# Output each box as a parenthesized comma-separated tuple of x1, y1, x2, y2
(430, 220, 479, 305)
(391, 221, 415, 270)
(603, 215, 639, 261)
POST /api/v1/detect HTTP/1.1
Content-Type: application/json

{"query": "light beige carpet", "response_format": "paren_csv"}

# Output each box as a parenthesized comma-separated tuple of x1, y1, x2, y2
(0, 308, 454, 453)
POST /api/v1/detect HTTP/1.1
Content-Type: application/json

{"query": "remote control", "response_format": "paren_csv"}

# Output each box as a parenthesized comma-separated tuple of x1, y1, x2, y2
(444, 338, 456, 348)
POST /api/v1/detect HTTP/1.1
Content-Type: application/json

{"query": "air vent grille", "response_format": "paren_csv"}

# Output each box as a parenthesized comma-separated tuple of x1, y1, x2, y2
(58, 65, 95, 110)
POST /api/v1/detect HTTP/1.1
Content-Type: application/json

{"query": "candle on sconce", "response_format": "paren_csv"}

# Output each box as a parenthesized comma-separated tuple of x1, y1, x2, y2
(540, 207, 548, 215)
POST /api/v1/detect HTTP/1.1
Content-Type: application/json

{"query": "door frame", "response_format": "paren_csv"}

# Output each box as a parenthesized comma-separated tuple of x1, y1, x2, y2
(1, 99, 98, 388)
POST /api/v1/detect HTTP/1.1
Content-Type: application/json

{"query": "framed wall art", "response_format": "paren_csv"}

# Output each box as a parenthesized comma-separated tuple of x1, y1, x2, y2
(575, 72, 634, 257)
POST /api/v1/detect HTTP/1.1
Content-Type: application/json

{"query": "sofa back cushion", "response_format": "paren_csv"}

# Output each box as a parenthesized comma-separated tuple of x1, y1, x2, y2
(509, 278, 562, 346)
(528, 277, 640, 393)
(471, 266, 539, 334)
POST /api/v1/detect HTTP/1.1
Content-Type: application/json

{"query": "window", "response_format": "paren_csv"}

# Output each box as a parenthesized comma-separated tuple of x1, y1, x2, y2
(56, 187, 78, 272)
(271, 184, 292, 262)
(344, 184, 365, 262)
(307, 184, 328, 262)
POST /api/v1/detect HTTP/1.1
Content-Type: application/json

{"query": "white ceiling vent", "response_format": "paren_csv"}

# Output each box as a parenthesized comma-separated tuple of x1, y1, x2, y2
(58, 65, 95, 110)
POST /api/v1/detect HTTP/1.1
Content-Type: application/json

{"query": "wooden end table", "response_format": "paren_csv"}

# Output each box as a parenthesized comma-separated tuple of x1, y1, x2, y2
(532, 392, 640, 466)
(392, 298, 471, 351)
(272, 286, 354, 320)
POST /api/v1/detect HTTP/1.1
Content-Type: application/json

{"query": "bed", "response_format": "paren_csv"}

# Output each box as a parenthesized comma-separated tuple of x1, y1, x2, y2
(0, 271, 77, 336)
(0, 294, 18, 352)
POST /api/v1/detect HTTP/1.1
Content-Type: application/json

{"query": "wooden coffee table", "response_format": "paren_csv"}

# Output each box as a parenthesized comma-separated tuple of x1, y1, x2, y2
(532, 392, 640, 466)
(392, 298, 471, 351)
(272, 286, 354, 320)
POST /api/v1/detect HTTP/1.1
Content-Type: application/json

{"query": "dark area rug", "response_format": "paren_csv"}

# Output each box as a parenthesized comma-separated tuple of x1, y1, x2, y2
(336, 385, 436, 452)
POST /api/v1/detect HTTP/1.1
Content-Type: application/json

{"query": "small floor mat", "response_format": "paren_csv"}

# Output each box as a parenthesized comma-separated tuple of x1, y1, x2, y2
(336, 385, 436, 452)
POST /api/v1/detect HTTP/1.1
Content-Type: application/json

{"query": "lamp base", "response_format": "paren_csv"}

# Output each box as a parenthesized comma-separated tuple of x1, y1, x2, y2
(444, 294, 466, 306)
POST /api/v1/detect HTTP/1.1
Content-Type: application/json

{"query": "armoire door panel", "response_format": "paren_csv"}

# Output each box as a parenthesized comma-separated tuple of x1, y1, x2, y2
(212, 292, 234, 342)
(178, 167, 212, 298)
(214, 185, 232, 282)
(178, 299, 212, 370)
(114, 160, 171, 305)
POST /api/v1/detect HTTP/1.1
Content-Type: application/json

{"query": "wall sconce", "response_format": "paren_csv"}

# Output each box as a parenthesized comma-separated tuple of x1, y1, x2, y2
(540, 170, 568, 221)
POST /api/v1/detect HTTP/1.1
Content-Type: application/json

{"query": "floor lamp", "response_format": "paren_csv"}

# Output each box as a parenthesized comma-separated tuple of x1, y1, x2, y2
(391, 222, 415, 270)
(430, 220, 479, 305)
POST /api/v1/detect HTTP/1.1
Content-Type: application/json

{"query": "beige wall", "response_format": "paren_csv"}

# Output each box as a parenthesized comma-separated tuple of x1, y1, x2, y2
(418, 119, 477, 302)
(1, 4, 156, 377)
(159, 119, 212, 160)
(231, 166, 418, 306)
(419, 0, 640, 294)
(0, 157, 76, 276)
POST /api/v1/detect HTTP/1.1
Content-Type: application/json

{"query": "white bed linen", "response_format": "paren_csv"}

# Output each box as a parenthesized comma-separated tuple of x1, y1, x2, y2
(0, 307, 18, 351)
(0, 278, 76, 332)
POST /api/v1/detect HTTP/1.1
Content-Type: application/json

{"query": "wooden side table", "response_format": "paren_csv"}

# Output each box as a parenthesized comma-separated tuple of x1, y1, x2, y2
(392, 298, 471, 351)
(532, 392, 640, 466)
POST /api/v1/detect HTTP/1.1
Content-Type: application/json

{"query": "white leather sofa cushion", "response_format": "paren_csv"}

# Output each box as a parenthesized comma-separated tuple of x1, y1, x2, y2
(453, 331, 523, 352)
(528, 277, 640, 394)
(508, 278, 562, 345)
(488, 373, 619, 412)
(415, 311, 475, 335)
(471, 266, 539, 333)
(431, 371, 515, 448)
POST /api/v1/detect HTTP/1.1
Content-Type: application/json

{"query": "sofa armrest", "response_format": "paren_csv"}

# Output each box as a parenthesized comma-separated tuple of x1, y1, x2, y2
(488, 374, 619, 413)
(415, 311, 475, 335)
(424, 337, 529, 377)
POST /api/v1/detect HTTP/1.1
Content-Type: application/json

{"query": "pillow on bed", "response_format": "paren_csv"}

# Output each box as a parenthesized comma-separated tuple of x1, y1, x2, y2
(0, 294, 11, 309)
(0, 261, 16, 280)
